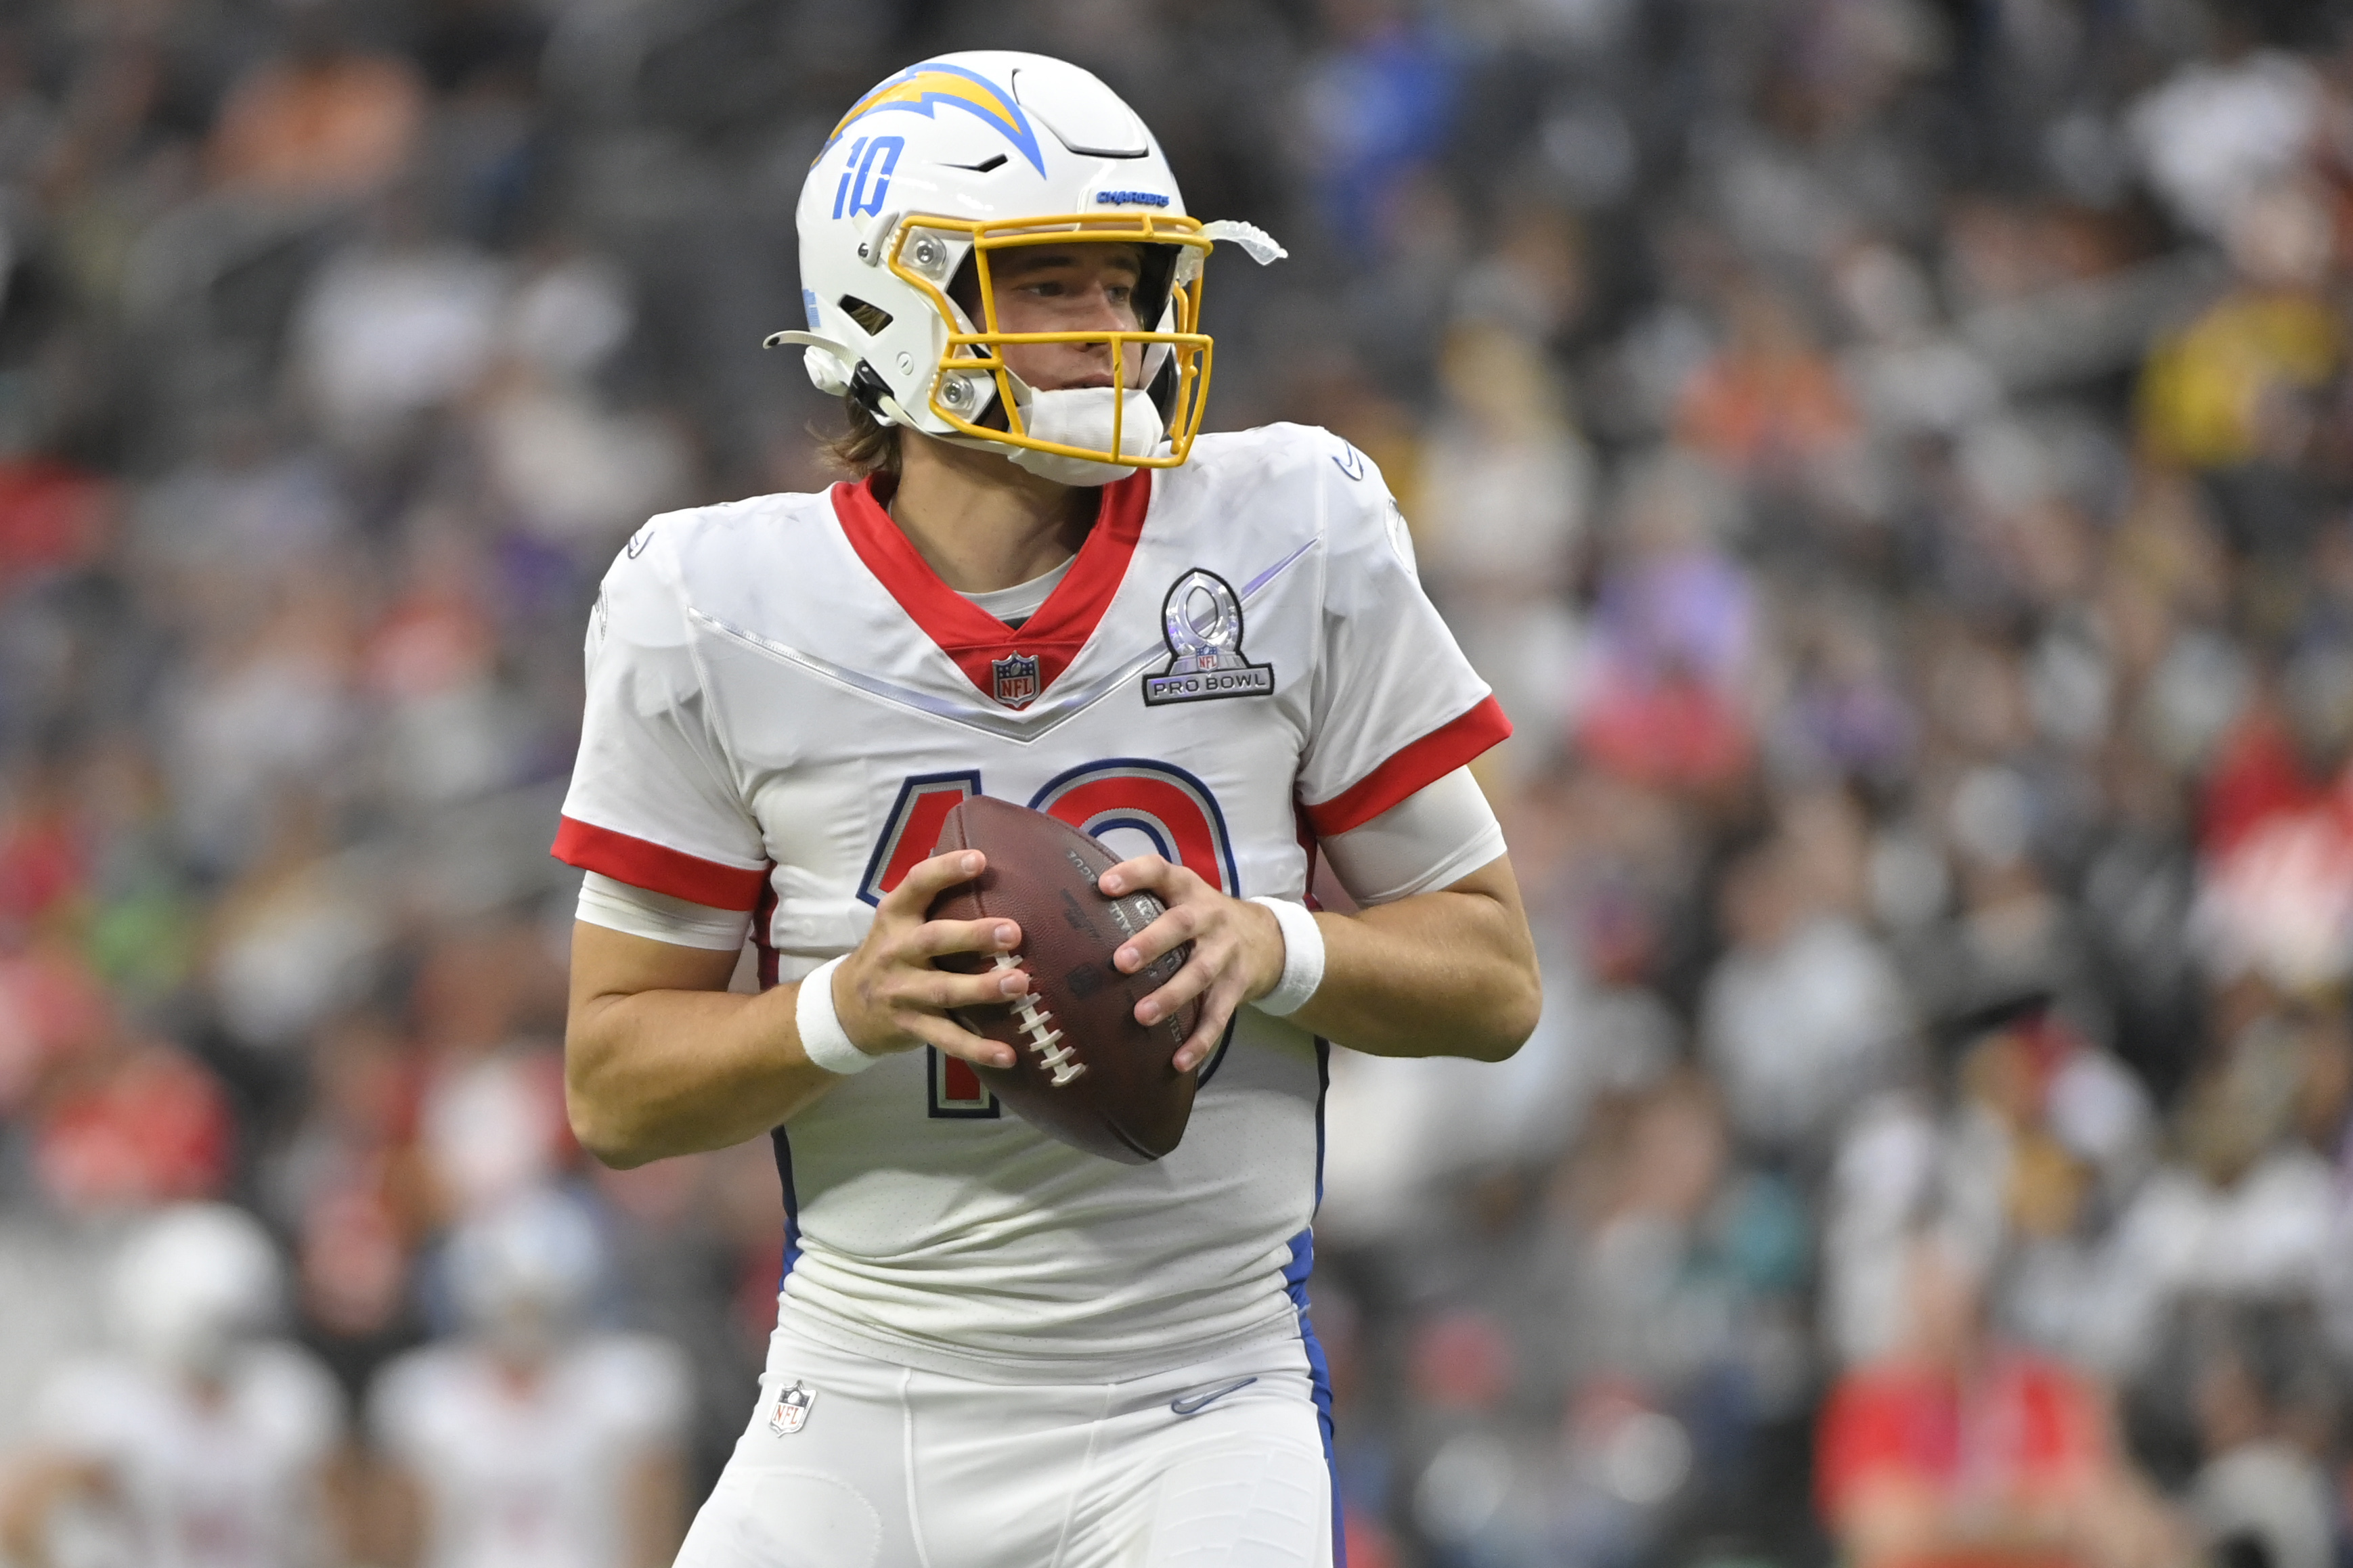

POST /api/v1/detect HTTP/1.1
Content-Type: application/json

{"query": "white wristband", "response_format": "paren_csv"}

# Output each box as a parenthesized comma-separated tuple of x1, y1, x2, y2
(1248, 897, 1325, 1017)
(794, 956, 877, 1075)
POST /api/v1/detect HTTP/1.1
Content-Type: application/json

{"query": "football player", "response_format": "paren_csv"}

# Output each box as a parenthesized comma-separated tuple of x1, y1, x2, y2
(365, 1188, 691, 1568)
(0, 1204, 349, 1568)
(554, 51, 1541, 1568)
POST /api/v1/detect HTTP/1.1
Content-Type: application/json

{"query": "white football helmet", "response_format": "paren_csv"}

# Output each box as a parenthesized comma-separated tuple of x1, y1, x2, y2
(443, 1187, 602, 1357)
(108, 1203, 285, 1379)
(772, 51, 1284, 485)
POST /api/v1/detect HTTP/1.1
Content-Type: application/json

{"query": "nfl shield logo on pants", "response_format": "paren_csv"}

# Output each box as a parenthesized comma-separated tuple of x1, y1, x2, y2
(768, 1380, 814, 1435)
(990, 653, 1040, 709)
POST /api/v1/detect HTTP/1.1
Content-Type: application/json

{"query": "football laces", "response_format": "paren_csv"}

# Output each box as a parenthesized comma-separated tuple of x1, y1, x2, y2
(992, 953, 1084, 1085)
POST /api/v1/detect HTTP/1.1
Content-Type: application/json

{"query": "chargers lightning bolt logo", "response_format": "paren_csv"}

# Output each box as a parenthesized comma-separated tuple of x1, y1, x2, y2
(820, 64, 1047, 175)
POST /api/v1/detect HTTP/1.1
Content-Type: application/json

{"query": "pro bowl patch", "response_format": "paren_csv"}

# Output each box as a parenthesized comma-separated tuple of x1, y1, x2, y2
(1142, 568, 1273, 706)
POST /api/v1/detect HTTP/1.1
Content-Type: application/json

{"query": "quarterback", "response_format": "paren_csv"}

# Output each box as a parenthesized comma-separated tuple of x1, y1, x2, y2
(555, 51, 1541, 1568)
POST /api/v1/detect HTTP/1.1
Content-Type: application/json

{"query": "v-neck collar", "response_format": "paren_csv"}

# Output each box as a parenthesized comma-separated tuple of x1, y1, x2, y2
(829, 470, 1153, 710)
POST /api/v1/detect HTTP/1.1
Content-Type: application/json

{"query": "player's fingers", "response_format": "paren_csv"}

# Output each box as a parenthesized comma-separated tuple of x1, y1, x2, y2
(1134, 947, 1217, 1028)
(906, 916, 1022, 960)
(902, 1012, 1015, 1071)
(900, 962, 1029, 1012)
(878, 851, 986, 919)
(1175, 988, 1239, 1072)
(1111, 902, 1199, 973)
(1097, 854, 1179, 898)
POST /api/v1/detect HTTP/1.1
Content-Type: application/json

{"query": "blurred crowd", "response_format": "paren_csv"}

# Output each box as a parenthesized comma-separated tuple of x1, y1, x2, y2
(2, 0, 2352, 1566)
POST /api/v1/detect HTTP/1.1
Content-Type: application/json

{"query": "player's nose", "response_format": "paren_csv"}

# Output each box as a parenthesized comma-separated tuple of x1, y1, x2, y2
(1067, 284, 1131, 343)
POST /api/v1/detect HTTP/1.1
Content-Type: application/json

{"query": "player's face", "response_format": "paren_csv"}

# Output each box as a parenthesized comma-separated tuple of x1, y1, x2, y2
(984, 243, 1147, 395)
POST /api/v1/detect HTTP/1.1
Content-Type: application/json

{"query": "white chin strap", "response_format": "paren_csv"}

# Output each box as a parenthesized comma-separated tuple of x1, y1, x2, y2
(1004, 386, 1164, 486)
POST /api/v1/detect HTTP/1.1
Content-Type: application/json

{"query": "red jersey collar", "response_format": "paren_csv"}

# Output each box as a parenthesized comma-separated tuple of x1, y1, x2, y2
(829, 471, 1152, 709)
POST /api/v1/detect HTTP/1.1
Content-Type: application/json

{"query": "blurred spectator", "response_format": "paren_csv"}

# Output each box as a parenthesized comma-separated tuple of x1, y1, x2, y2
(0, 938, 112, 1114)
(292, 223, 507, 451)
(1818, 1234, 2180, 1568)
(32, 1037, 236, 1211)
(1772, 598, 1920, 786)
(2128, 43, 2323, 241)
(1701, 825, 1910, 1159)
(208, 20, 424, 202)
(478, 249, 686, 558)
(0, 1205, 349, 1567)
(2191, 658, 2353, 992)
(2139, 183, 2339, 477)
(367, 1188, 689, 1568)
(2098, 1015, 2337, 1333)
(1819, 1012, 2159, 1378)
(1569, 1073, 1810, 1423)
(1676, 284, 1862, 484)
(1298, 0, 1460, 249)
(1576, 448, 1759, 797)
(204, 811, 384, 1052)
(0, 457, 114, 591)
(1834, 241, 2002, 440)
(1412, 321, 1593, 757)
(2182, 1304, 2336, 1568)
(274, 1012, 426, 1347)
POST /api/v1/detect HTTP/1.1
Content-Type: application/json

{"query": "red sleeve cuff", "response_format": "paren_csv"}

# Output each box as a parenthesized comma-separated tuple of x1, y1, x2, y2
(552, 816, 768, 910)
(1302, 695, 1512, 838)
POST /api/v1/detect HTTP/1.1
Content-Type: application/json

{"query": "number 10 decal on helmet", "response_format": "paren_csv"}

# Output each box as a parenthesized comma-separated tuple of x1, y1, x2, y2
(832, 135, 904, 220)
(768, 53, 1288, 486)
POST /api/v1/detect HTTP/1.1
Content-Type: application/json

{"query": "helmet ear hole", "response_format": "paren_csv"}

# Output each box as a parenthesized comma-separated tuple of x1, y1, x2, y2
(946, 255, 983, 328)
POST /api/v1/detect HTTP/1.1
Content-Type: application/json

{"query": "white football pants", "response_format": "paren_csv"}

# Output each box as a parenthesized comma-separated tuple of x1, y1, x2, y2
(673, 1325, 1335, 1568)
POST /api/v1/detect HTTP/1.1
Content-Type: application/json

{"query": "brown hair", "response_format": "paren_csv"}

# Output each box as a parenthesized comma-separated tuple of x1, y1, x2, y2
(820, 394, 901, 480)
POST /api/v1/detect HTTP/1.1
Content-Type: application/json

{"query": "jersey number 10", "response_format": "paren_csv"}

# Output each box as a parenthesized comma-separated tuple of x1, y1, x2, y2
(856, 760, 1239, 1118)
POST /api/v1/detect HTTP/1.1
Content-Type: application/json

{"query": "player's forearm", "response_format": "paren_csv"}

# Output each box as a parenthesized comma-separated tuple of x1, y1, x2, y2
(565, 922, 843, 1167)
(567, 983, 842, 1166)
(1288, 861, 1540, 1060)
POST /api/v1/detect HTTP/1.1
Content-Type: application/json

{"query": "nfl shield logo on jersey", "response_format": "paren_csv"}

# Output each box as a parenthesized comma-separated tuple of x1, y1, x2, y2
(990, 652, 1040, 709)
(767, 1380, 816, 1436)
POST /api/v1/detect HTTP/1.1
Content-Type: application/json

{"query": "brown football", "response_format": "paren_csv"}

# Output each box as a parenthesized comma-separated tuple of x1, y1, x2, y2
(927, 796, 1198, 1163)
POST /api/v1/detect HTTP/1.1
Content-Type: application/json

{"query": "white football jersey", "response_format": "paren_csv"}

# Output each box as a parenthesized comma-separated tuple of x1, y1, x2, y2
(555, 424, 1509, 1381)
(367, 1335, 690, 1568)
(30, 1345, 344, 1568)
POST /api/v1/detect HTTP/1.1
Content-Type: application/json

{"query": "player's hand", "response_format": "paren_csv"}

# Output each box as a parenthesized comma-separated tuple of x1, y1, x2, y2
(1097, 856, 1285, 1071)
(831, 851, 1028, 1069)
